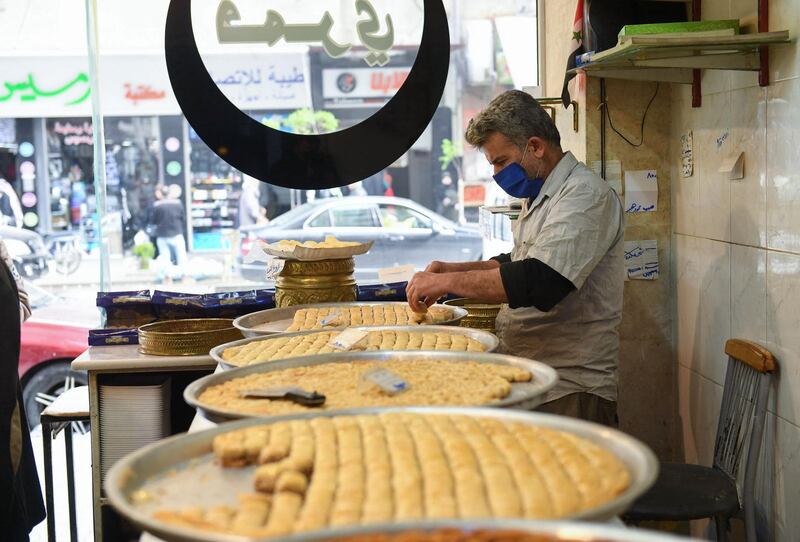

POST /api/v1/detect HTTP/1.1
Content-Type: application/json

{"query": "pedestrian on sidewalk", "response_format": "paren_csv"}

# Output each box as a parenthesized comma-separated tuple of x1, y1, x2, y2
(237, 176, 266, 228)
(151, 184, 187, 282)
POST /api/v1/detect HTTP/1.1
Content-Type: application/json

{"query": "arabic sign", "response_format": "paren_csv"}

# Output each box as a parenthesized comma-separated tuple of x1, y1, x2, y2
(124, 84, 167, 105)
(52, 120, 94, 146)
(322, 67, 411, 105)
(0, 53, 309, 118)
(204, 54, 311, 110)
(0, 72, 90, 108)
(217, 0, 395, 67)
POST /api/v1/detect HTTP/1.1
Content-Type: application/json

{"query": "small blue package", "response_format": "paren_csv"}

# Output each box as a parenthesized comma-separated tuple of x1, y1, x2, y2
(95, 290, 155, 328)
(151, 290, 206, 320)
(152, 289, 276, 320)
(357, 282, 408, 302)
(88, 328, 139, 346)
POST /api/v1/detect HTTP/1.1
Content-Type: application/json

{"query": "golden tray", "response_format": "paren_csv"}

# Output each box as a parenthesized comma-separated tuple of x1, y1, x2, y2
(444, 298, 501, 333)
(138, 319, 244, 357)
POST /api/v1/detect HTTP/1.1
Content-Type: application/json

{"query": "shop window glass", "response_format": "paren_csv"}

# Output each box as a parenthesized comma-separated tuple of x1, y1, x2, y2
(308, 210, 332, 228)
(330, 206, 378, 228)
(379, 204, 432, 229)
(0, 0, 539, 291)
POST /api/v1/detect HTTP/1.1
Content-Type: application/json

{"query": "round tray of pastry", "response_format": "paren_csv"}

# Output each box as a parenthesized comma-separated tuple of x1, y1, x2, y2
(105, 407, 658, 542)
(234, 302, 469, 338)
(262, 519, 698, 542)
(262, 236, 374, 261)
(211, 326, 500, 370)
(184, 351, 558, 422)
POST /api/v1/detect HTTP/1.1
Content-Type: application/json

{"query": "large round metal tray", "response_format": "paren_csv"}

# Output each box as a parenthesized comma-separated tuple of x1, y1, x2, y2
(267, 519, 696, 542)
(211, 326, 500, 370)
(233, 302, 468, 338)
(106, 407, 658, 542)
(185, 351, 558, 422)
(138, 318, 243, 356)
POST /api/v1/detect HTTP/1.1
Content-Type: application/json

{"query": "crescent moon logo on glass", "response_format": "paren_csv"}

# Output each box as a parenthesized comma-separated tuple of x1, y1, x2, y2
(164, 1, 450, 190)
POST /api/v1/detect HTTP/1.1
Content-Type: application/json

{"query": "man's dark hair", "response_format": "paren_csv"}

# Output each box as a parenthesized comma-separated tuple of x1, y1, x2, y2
(465, 90, 562, 149)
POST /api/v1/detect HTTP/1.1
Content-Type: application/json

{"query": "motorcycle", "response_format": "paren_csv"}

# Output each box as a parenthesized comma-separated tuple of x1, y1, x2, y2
(44, 231, 83, 275)
(0, 225, 83, 279)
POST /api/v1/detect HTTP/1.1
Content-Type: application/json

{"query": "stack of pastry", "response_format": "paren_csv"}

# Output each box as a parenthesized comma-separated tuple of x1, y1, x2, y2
(154, 412, 630, 537)
(286, 305, 452, 332)
(222, 330, 487, 367)
(197, 359, 531, 415)
(276, 236, 361, 249)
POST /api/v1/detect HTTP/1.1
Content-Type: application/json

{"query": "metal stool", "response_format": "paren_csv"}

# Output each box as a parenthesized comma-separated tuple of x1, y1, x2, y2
(41, 385, 90, 542)
(624, 339, 776, 541)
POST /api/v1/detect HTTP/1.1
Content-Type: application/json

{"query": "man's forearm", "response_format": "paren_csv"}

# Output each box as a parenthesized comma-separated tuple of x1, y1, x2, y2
(440, 260, 501, 273)
(442, 269, 508, 303)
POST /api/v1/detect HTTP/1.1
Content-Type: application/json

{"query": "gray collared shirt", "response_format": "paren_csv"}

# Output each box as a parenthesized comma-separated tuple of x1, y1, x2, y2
(495, 151, 625, 403)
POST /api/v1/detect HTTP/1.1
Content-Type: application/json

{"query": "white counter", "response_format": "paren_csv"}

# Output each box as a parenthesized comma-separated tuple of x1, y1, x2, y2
(72, 344, 215, 372)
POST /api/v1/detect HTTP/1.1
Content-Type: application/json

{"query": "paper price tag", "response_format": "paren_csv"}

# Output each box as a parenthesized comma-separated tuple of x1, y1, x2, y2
(319, 310, 342, 326)
(378, 264, 416, 283)
(265, 258, 286, 280)
(363, 367, 409, 395)
(330, 329, 369, 351)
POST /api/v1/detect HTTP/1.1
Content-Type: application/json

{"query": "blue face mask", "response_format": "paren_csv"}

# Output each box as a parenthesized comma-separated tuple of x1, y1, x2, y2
(493, 144, 545, 199)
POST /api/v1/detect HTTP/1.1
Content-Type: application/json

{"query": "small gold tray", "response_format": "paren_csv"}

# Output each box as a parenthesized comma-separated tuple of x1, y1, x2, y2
(444, 298, 501, 333)
(138, 319, 243, 357)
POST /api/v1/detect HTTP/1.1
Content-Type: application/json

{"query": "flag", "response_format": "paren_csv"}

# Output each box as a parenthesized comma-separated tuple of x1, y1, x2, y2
(561, 0, 586, 107)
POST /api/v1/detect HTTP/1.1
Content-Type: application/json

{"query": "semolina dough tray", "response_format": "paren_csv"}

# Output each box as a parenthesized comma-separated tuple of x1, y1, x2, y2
(105, 407, 658, 542)
(185, 351, 559, 422)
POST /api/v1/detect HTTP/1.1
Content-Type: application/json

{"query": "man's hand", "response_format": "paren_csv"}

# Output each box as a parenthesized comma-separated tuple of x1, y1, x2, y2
(406, 271, 450, 312)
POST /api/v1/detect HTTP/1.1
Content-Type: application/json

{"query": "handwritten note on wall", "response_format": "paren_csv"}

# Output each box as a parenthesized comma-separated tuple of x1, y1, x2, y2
(681, 131, 693, 178)
(624, 170, 658, 213)
(624, 240, 658, 280)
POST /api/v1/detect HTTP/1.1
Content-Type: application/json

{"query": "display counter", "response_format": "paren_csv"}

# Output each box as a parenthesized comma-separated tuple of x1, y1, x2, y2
(72, 346, 216, 541)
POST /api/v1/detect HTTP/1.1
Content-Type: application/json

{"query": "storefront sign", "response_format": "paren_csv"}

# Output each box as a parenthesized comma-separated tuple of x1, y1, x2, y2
(165, 0, 450, 190)
(322, 67, 411, 106)
(0, 52, 309, 118)
(463, 183, 486, 206)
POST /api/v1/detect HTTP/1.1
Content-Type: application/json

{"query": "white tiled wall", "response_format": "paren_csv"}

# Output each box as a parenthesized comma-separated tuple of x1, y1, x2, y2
(671, 3, 800, 539)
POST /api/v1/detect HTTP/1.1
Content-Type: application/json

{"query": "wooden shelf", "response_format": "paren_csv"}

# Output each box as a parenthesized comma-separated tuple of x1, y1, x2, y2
(569, 31, 792, 84)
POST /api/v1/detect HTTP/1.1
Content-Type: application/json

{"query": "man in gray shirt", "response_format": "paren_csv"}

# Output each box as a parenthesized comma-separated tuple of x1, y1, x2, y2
(407, 90, 624, 425)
